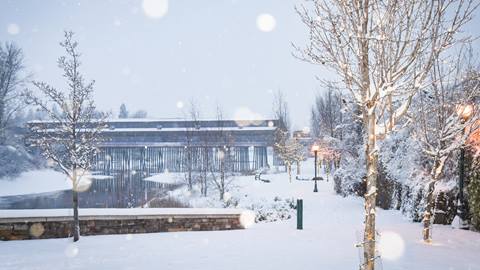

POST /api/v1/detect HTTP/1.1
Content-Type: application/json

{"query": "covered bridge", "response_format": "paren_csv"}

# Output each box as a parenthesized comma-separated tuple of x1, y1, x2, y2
(28, 118, 280, 174)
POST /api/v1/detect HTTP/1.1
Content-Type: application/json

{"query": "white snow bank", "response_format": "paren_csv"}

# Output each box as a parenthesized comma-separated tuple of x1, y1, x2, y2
(143, 172, 182, 184)
(0, 208, 246, 218)
(0, 170, 70, 197)
(0, 170, 113, 197)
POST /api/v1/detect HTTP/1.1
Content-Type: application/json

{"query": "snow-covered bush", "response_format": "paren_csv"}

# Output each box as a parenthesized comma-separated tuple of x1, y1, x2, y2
(378, 129, 426, 210)
(165, 177, 297, 224)
(378, 129, 423, 185)
(246, 196, 296, 223)
(333, 127, 459, 223)
(333, 146, 365, 197)
(146, 196, 190, 208)
(380, 129, 459, 223)
(399, 182, 426, 222)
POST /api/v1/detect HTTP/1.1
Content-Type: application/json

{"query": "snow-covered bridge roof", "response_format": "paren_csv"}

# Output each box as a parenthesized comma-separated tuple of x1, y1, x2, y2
(27, 118, 279, 148)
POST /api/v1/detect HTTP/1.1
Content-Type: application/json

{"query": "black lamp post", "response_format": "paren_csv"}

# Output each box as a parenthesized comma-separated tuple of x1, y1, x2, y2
(457, 104, 473, 229)
(458, 144, 467, 227)
(312, 144, 320, 192)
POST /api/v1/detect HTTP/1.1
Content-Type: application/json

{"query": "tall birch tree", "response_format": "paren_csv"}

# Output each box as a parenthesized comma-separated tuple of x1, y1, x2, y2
(296, 1, 476, 269)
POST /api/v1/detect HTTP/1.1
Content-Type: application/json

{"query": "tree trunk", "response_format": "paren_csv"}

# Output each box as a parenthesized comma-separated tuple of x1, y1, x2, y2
(202, 148, 208, 196)
(363, 111, 377, 270)
(187, 148, 193, 190)
(288, 164, 292, 183)
(188, 169, 192, 190)
(220, 157, 225, 201)
(423, 158, 443, 242)
(358, 1, 375, 267)
(0, 101, 6, 145)
(297, 161, 301, 175)
(423, 180, 436, 242)
(72, 170, 80, 242)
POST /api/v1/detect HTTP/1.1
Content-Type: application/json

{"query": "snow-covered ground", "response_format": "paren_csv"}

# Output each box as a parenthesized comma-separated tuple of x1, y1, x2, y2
(1, 161, 480, 270)
(0, 170, 114, 197)
(0, 170, 70, 197)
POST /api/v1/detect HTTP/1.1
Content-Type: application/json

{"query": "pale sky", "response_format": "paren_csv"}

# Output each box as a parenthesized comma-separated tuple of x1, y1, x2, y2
(1, 0, 479, 130)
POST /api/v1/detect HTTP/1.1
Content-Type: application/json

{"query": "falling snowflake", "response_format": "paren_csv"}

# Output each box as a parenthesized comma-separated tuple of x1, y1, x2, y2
(256, 14, 276, 32)
(233, 107, 263, 126)
(142, 0, 168, 19)
(176, 101, 184, 109)
(7, 23, 20, 35)
(378, 231, 405, 260)
(64, 244, 79, 258)
(121, 66, 131, 76)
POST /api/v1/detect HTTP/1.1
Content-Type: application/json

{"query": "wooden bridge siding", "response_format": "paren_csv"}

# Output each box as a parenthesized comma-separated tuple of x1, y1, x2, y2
(92, 146, 266, 174)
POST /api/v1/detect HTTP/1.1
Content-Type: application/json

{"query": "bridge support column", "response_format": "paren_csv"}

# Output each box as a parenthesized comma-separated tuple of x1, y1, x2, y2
(248, 146, 254, 170)
(267, 146, 274, 169)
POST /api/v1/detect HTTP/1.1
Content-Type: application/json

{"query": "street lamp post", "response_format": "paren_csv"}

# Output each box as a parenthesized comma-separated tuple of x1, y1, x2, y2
(457, 104, 474, 229)
(312, 144, 320, 192)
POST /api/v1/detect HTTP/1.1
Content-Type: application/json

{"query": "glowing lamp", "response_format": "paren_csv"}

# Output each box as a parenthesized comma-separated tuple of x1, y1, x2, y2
(457, 104, 474, 121)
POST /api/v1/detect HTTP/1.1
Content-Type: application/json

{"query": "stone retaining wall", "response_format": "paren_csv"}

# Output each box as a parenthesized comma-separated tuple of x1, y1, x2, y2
(0, 213, 244, 240)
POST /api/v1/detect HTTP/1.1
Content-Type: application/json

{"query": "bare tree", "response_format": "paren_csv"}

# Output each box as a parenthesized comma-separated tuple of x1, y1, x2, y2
(183, 100, 200, 191)
(275, 137, 305, 182)
(118, 103, 128, 118)
(24, 31, 106, 242)
(0, 43, 25, 144)
(199, 120, 210, 197)
(296, 1, 476, 268)
(311, 84, 343, 139)
(131, 109, 148, 118)
(273, 90, 290, 133)
(210, 105, 235, 200)
(413, 51, 480, 241)
(273, 90, 291, 171)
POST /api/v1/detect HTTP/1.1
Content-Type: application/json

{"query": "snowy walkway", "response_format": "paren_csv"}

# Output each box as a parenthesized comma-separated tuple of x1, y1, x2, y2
(1, 172, 480, 269)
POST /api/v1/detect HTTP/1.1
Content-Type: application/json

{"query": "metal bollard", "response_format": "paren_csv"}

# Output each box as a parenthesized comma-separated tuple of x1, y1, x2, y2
(297, 199, 303, 230)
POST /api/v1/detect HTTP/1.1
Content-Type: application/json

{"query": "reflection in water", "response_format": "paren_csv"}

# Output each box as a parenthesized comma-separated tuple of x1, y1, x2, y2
(0, 171, 182, 209)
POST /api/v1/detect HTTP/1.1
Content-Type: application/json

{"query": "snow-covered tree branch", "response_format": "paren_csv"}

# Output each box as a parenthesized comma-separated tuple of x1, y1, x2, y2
(275, 134, 305, 182)
(412, 49, 480, 241)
